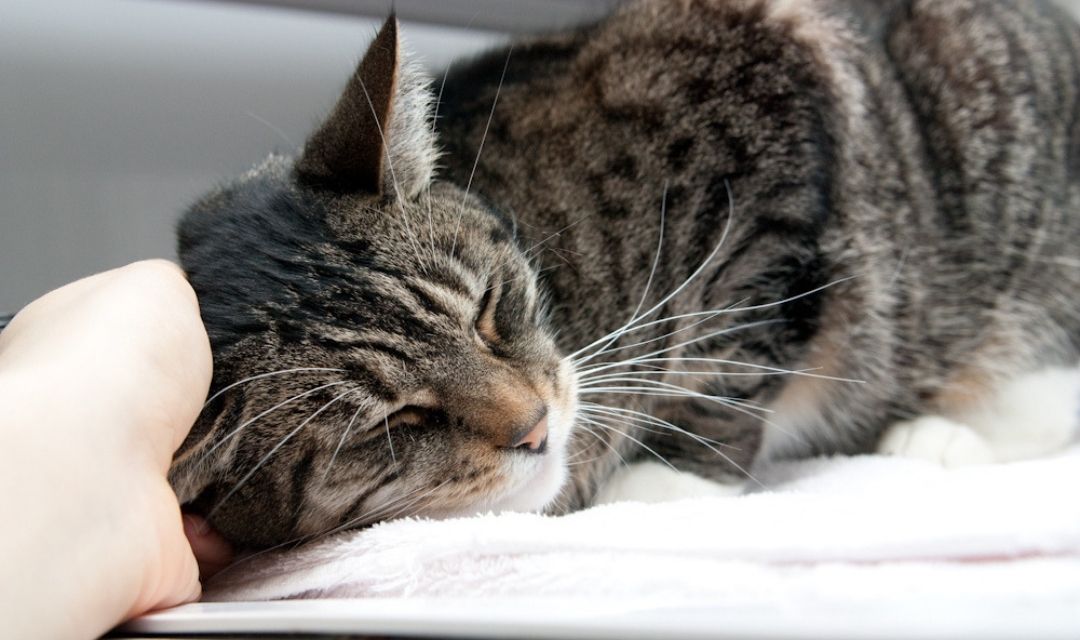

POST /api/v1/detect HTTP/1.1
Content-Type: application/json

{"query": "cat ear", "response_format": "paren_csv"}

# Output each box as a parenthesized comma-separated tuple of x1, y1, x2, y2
(295, 15, 437, 198)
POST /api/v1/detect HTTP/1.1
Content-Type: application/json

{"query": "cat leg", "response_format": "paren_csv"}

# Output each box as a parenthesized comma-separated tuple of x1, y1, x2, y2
(879, 366, 1080, 465)
(594, 460, 744, 505)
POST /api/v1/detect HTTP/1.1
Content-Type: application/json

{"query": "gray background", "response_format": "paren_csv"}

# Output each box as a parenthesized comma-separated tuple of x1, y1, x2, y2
(1, 0, 511, 311)
(3, 0, 1078, 311)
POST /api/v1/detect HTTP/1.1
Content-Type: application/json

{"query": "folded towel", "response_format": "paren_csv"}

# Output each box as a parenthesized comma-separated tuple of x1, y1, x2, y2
(205, 445, 1080, 613)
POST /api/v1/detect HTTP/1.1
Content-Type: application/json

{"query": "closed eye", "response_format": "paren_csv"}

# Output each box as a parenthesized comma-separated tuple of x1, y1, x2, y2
(384, 405, 437, 430)
(474, 280, 501, 349)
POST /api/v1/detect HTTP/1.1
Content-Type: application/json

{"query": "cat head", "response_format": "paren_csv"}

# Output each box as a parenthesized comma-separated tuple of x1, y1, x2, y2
(171, 17, 577, 548)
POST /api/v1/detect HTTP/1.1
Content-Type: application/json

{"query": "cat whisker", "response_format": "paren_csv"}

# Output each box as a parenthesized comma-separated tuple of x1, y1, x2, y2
(372, 479, 453, 524)
(581, 368, 816, 383)
(243, 110, 294, 147)
(425, 186, 438, 268)
(578, 403, 765, 488)
(384, 414, 397, 465)
(577, 386, 771, 415)
(576, 319, 784, 377)
(572, 275, 856, 366)
(576, 314, 779, 366)
(578, 381, 792, 436)
(322, 399, 371, 481)
(578, 407, 669, 438)
(210, 387, 360, 517)
(576, 182, 669, 367)
(426, 59, 454, 264)
(230, 475, 449, 570)
(195, 380, 349, 469)
(451, 46, 513, 259)
(577, 358, 863, 384)
(628, 275, 856, 336)
(354, 74, 428, 271)
(570, 422, 629, 467)
(314, 471, 440, 537)
(326, 478, 452, 537)
(578, 416, 677, 471)
(520, 217, 588, 261)
(566, 454, 606, 467)
(568, 180, 735, 367)
(202, 367, 346, 407)
(579, 402, 735, 450)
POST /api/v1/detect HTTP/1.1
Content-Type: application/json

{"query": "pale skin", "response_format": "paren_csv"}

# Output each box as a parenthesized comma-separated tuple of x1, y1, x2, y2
(0, 260, 232, 640)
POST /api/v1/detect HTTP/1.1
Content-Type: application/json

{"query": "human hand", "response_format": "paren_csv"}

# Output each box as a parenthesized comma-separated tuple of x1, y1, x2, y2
(0, 261, 231, 639)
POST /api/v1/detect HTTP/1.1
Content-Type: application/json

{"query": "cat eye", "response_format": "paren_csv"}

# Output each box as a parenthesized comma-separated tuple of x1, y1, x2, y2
(474, 281, 501, 350)
(383, 405, 435, 430)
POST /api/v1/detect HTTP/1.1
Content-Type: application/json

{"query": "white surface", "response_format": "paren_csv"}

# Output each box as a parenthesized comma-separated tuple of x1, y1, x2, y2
(126, 594, 1080, 639)
(125, 446, 1080, 638)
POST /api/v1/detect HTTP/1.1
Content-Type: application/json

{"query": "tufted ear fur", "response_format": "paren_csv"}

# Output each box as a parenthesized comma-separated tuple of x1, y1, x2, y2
(295, 15, 437, 198)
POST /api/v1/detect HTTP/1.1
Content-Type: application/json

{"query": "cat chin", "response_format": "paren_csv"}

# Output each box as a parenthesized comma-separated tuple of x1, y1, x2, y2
(483, 448, 570, 515)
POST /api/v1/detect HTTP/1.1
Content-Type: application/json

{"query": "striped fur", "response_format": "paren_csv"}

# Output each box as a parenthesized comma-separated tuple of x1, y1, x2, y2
(172, 1, 1080, 547)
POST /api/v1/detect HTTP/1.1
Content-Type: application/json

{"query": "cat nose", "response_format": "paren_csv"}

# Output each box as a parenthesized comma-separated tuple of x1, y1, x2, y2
(509, 408, 549, 454)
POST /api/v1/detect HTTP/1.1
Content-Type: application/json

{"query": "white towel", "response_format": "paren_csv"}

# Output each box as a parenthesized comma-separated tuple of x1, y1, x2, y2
(205, 446, 1080, 621)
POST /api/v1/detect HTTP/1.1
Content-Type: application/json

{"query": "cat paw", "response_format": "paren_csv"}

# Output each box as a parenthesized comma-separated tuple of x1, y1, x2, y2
(959, 367, 1080, 461)
(877, 415, 995, 467)
(593, 461, 744, 505)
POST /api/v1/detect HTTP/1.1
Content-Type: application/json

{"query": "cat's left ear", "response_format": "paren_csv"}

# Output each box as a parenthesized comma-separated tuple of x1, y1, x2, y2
(295, 15, 436, 198)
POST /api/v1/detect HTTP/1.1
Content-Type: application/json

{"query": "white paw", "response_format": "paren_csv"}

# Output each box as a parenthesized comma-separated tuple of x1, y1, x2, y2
(593, 461, 744, 505)
(960, 367, 1080, 461)
(878, 416, 995, 467)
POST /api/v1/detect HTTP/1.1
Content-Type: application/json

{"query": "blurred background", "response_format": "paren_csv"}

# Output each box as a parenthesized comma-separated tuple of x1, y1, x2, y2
(1, 0, 1078, 311)
(0, 0, 616, 311)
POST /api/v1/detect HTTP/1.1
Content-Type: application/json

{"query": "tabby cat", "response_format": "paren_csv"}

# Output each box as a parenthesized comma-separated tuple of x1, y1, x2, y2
(169, 0, 1080, 548)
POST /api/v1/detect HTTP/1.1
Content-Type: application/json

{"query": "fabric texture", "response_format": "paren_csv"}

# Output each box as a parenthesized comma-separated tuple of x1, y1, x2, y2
(205, 446, 1080, 614)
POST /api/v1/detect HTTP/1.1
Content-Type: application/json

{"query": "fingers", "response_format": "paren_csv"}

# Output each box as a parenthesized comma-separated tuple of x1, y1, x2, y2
(182, 514, 235, 580)
(0, 260, 213, 469)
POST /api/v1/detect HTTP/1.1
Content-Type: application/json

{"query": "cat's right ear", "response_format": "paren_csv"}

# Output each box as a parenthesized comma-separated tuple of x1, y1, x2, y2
(294, 15, 437, 199)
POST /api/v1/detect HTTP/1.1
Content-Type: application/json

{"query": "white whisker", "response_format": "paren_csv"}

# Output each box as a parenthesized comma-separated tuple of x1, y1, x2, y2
(578, 385, 772, 414)
(451, 46, 513, 258)
(579, 415, 677, 471)
(384, 415, 397, 464)
(354, 75, 428, 270)
(322, 399, 370, 481)
(211, 387, 358, 515)
(196, 380, 349, 467)
(577, 182, 668, 366)
(574, 276, 855, 366)
(578, 403, 765, 487)
(577, 357, 864, 384)
(571, 422, 628, 467)
(203, 367, 346, 407)
(569, 179, 735, 366)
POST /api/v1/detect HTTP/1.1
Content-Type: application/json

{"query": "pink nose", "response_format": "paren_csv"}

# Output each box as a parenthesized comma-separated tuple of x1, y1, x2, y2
(512, 412, 549, 453)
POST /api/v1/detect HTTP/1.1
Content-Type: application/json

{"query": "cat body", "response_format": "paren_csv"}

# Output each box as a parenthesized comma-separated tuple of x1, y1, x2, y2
(434, 0, 1080, 508)
(171, 0, 1080, 546)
